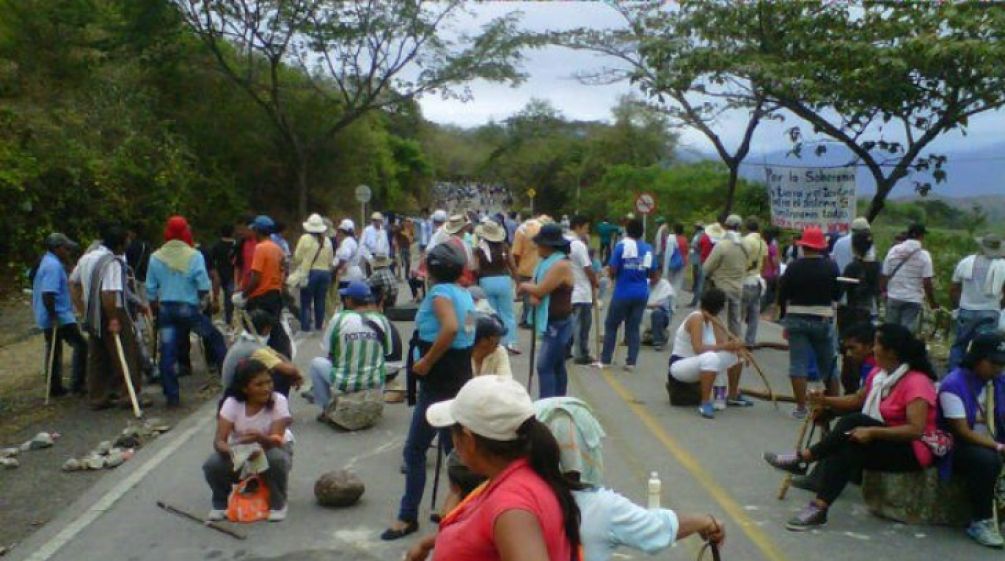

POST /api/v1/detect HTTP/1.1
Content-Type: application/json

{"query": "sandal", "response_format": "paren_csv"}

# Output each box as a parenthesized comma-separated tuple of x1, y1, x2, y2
(380, 520, 419, 541)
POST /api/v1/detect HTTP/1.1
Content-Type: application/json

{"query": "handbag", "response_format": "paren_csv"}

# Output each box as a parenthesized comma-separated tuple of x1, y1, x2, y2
(919, 429, 953, 458)
(286, 237, 326, 289)
(226, 475, 271, 523)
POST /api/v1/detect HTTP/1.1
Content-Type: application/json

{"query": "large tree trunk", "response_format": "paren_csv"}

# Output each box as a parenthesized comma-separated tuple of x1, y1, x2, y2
(719, 164, 740, 223)
(866, 178, 893, 222)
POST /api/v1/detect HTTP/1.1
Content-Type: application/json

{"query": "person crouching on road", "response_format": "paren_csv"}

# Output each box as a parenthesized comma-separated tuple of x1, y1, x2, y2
(220, 309, 302, 395)
(472, 314, 512, 377)
(668, 288, 749, 419)
(763, 323, 938, 531)
(203, 359, 294, 522)
(518, 223, 575, 398)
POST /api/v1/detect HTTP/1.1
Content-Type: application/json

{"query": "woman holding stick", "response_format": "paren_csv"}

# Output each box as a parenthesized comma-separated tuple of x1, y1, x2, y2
(762, 323, 938, 531)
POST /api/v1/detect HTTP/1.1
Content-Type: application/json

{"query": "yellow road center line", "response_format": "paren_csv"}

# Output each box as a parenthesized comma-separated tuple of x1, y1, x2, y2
(600, 369, 790, 561)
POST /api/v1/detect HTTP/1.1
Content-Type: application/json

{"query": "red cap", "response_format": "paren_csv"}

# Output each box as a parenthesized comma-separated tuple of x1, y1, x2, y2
(164, 215, 194, 247)
(796, 226, 828, 251)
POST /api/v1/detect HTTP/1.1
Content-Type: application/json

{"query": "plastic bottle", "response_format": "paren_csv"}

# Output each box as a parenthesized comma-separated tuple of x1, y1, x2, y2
(713, 372, 727, 411)
(647, 471, 661, 509)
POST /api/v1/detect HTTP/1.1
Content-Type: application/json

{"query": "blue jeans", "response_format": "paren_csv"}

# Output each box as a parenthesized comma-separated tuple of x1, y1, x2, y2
(572, 303, 593, 360)
(397, 389, 454, 523)
(783, 314, 835, 380)
(650, 306, 670, 346)
(948, 309, 1000, 371)
(479, 275, 517, 347)
(537, 318, 573, 398)
(601, 298, 646, 366)
(299, 269, 332, 332)
(157, 302, 227, 403)
(885, 298, 922, 333)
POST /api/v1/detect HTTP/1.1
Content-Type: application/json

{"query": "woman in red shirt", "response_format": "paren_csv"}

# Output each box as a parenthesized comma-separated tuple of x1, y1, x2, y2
(406, 375, 582, 561)
(762, 323, 938, 531)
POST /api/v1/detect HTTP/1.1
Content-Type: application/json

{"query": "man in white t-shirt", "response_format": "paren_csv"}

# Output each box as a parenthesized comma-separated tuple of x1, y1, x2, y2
(334, 219, 364, 287)
(360, 212, 390, 267)
(881, 223, 939, 333)
(948, 234, 1005, 370)
(568, 216, 598, 364)
(644, 269, 674, 351)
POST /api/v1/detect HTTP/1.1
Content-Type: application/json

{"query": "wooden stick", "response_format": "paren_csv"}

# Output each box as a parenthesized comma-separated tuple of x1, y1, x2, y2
(707, 315, 778, 409)
(777, 412, 813, 500)
(113, 332, 143, 418)
(156, 501, 246, 540)
(527, 306, 537, 393)
(44, 327, 58, 405)
(741, 387, 796, 403)
(593, 299, 601, 361)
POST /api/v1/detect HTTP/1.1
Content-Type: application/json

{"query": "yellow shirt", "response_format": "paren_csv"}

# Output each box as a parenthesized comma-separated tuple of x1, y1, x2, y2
(512, 220, 542, 278)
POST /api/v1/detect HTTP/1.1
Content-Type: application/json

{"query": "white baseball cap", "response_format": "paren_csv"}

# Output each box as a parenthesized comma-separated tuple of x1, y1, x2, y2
(432, 209, 448, 223)
(426, 376, 535, 441)
(338, 218, 355, 232)
(850, 217, 870, 232)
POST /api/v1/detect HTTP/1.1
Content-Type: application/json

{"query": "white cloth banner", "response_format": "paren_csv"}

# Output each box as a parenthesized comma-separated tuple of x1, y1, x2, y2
(766, 166, 857, 233)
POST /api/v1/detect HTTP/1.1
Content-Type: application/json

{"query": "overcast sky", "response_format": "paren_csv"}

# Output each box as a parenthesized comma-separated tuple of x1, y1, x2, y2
(417, 2, 1005, 159)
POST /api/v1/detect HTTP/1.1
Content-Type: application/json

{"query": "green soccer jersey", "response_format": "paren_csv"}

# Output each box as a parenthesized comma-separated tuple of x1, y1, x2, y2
(326, 310, 392, 393)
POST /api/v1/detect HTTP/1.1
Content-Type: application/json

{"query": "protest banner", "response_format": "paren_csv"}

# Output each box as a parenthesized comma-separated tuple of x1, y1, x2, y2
(766, 166, 857, 233)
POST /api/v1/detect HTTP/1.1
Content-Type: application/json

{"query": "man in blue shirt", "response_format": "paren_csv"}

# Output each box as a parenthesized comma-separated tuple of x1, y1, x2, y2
(600, 218, 654, 371)
(32, 233, 88, 397)
(146, 216, 227, 407)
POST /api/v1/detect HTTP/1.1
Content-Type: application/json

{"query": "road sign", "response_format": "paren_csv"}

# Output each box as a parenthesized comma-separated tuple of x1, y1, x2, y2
(355, 184, 372, 203)
(635, 192, 656, 215)
(527, 187, 537, 199)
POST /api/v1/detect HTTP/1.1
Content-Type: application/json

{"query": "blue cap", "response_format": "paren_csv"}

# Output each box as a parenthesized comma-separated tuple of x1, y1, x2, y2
(249, 215, 275, 233)
(339, 280, 372, 301)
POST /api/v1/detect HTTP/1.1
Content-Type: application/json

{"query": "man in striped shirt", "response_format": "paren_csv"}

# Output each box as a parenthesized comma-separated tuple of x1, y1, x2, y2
(308, 281, 392, 415)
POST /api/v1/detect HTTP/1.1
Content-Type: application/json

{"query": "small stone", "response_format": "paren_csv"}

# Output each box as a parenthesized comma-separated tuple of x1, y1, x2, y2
(0, 457, 19, 469)
(104, 451, 126, 468)
(314, 469, 365, 507)
(83, 455, 106, 470)
(95, 441, 112, 455)
(22, 432, 55, 451)
(143, 418, 171, 433)
(0, 447, 18, 458)
(62, 458, 82, 472)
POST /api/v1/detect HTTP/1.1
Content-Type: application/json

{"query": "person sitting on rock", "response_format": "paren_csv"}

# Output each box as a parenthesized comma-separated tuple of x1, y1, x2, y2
(308, 281, 392, 424)
(203, 358, 294, 522)
(220, 309, 302, 397)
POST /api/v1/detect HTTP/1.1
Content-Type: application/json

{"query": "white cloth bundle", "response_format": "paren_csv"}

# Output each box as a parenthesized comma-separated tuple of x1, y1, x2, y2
(862, 364, 909, 422)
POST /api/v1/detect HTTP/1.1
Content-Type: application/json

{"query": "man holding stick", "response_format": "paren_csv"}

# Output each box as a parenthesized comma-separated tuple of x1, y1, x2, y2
(32, 233, 87, 397)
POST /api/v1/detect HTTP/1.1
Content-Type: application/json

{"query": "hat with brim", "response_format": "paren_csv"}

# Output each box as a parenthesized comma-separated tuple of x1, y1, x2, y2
(850, 217, 870, 232)
(426, 375, 535, 441)
(444, 214, 468, 235)
(976, 233, 1005, 258)
(533, 223, 570, 251)
(475, 221, 506, 243)
(965, 332, 1005, 364)
(797, 226, 828, 251)
(303, 213, 327, 234)
(705, 223, 726, 243)
(339, 280, 372, 301)
(249, 215, 275, 233)
(338, 218, 355, 233)
(45, 232, 79, 251)
(371, 253, 392, 268)
(371, 212, 384, 221)
(724, 214, 743, 228)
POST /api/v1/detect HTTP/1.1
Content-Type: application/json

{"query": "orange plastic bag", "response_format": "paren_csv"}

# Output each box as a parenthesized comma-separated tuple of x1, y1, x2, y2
(226, 475, 270, 523)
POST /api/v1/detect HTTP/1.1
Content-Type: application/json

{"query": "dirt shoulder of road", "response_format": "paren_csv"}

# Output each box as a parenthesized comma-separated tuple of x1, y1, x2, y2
(0, 295, 219, 555)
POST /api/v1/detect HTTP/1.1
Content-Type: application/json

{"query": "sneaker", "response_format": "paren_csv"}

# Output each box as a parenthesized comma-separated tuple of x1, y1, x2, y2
(267, 506, 288, 522)
(622, 364, 635, 372)
(593, 362, 612, 369)
(786, 502, 828, 531)
(653, 344, 666, 352)
(791, 407, 808, 420)
(727, 394, 755, 407)
(763, 451, 808, 475)
(207, 509, 226, 521)
(966, 519, 1004, 548)
(573, 356, 594, 365)
(698, 402, 715, 419)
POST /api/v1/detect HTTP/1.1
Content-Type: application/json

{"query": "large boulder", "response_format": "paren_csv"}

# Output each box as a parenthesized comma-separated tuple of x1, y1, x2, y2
(314, 469, 365, 507)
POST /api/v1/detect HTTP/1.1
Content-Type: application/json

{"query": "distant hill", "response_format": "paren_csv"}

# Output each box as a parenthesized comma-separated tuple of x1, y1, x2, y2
(888, 193, 1005, 224)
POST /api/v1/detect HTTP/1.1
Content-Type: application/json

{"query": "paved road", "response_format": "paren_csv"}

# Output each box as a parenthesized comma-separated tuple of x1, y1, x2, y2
(11, 287, 985, 561)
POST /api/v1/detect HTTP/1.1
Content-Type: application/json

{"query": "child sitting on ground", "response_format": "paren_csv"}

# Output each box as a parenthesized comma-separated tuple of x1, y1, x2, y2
(471, 315, 511, 377)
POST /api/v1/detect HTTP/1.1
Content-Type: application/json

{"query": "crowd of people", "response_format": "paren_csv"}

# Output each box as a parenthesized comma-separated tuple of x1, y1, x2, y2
(26, 188, 1005, 552)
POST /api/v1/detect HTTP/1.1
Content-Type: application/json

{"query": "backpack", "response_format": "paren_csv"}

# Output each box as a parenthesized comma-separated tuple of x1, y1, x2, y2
(667, 243, 684, 272)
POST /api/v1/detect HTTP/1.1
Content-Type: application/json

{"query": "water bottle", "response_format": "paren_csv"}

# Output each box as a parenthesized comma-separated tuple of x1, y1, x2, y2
(647, 471, 661, 509)
(713, 372, 727, 410)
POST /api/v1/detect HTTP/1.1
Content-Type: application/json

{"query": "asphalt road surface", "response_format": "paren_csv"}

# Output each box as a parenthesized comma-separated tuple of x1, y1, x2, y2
(10, 287, 987, 561)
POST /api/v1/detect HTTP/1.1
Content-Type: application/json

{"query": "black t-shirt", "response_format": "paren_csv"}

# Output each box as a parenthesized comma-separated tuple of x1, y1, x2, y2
(210, 238, 236, 284)
(842, 258, 880, 311)
(779, 256, 841, 311)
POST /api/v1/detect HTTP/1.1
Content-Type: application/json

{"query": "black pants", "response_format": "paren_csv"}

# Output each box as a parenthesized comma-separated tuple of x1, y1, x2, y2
(809, 413, 922, 504)
(44, 323, 88, 393)
(247, 290, 292, 359)
(954, 442, 1002, 521)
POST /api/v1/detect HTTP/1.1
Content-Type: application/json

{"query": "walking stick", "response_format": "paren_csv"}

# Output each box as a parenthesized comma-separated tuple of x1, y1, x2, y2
(708, 315, 778, 409)
(44, 326, 58, 405)
(144, 309, 157, 364)
(428, 434, 445, 520)
(527, 305, 537, 394)
(113, 332, 143, 418)
(593, 298, 601, 361)
(777, 412, 813, 500)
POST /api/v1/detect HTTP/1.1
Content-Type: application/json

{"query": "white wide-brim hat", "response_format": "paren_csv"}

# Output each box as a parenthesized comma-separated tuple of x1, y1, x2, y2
(303, 213, 327, 234)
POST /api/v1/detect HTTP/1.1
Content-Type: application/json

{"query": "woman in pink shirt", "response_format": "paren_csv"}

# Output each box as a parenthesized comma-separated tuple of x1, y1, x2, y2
(762, 323, 938, 531)
(405, 375, 582, 561)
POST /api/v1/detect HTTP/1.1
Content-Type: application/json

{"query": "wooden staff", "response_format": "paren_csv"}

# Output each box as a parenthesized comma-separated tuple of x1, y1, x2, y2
(44, 327, 58, 405)
(156, 501, 246, 540)
(777, 412, 812, 500)
(113, 332, 143, 418)
(707, 314, 778, 409)
(527, 306, 537, 393)
(593, 298, 601, 361)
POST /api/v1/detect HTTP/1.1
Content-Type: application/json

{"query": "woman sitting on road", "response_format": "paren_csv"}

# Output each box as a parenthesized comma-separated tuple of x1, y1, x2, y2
(202, 359, 294, 522)
(668, 288, 749, 419)
(763, 323, 938, 531)
(472, 314, 512, 377)
(404, 375, 582, 561)
(938, 331, 1005, 549)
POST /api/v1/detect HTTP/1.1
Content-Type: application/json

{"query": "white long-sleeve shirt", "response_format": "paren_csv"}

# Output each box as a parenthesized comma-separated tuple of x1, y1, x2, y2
(360, 225, 390, 260)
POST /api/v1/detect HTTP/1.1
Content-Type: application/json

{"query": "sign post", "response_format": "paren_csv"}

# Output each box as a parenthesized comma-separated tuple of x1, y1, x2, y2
(355, 184, 372, 227)
(765, 167, 856, 233)
(527, 187, 537, 215)
(634, 192, 657, 239)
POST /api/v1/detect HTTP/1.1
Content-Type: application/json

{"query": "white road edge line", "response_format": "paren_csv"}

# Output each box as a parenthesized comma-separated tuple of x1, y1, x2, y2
(24, 415, 213, 561)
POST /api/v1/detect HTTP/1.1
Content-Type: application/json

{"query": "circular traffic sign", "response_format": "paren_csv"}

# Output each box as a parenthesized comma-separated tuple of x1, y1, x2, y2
(635, 192, 656, 215)
(355, 184, 372, 203)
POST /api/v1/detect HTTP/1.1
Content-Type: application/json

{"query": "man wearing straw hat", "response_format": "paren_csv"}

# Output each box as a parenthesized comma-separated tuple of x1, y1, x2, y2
(33, 232, 87, 397)
(361, 211, 391, 270)
(291, 213, 334, 333)
(368, 252, 399, 310)
(948, 233, 1005, 370)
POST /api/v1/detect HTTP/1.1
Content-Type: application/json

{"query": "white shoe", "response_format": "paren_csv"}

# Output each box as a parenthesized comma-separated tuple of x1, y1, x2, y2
(207, 509, 226, 521)
(268, 506, 288, 522)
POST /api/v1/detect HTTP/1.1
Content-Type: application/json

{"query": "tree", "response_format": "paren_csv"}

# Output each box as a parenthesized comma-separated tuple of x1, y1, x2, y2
(689, 1, 1005, 220)
(552, 2, 781, 220)
(176, 0, 526, 217)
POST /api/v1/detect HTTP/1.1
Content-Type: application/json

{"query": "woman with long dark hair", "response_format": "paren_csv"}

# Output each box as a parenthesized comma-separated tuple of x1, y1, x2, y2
(404, 375, 582, 561)
(762, 323, 938, 531)
(202, 359, 294, 522)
